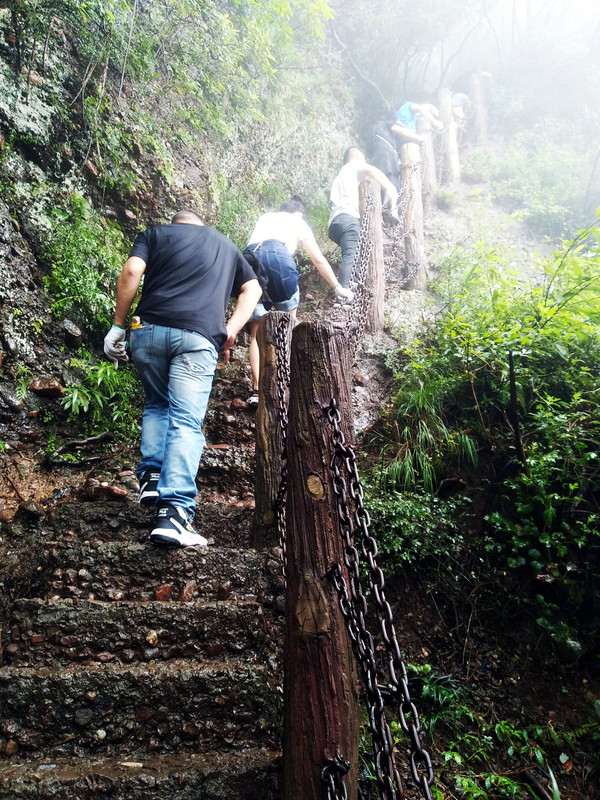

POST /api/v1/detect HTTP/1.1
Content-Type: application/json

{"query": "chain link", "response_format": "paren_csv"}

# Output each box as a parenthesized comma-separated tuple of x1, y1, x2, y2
(273, 315, 292, 581)
(322, 755, 351, 800)
(325, 399, 435, 800)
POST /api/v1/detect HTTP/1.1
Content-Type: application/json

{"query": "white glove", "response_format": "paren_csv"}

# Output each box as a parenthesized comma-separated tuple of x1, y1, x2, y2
(334, 284, 354, 303)
(104, 325, 128, 368)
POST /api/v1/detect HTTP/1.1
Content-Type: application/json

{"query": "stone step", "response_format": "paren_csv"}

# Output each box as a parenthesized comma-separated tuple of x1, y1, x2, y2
(4, 597, 281, 668)
(38, 541, 284, 604)
(41, 499, 255, 550)
(0, 660, 281, 759)
(0, 749, 280, 799)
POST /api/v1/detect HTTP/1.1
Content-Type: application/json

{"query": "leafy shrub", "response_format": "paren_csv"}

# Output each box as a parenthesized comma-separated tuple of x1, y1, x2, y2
(62, 357, 142, 440)
(42, 193, 128, 334)
(363, 485, 473, 572)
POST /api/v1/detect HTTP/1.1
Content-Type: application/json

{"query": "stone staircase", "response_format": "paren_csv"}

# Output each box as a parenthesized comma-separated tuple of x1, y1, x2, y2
(0, 360, 285, 799)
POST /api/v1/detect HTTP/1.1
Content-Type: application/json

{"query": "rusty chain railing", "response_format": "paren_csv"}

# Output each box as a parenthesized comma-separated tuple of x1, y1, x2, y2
(325, 398, 435, 800)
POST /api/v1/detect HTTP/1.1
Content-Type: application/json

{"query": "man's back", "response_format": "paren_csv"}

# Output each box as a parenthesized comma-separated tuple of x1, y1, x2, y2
(133, 223, 254, 348)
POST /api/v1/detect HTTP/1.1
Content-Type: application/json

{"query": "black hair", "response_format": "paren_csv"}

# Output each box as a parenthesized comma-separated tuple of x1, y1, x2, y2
(279, 195, 306, 216)
(343, 146, 363, 164)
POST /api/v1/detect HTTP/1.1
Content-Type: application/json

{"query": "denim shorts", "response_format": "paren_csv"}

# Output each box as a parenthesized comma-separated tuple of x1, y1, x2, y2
(249, 287, 300, 322)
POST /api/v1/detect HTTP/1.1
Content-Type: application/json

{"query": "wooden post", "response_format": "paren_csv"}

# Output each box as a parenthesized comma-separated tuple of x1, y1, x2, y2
(438, 87, 461, 183)
(468, 71, 488, 143)
(251, 311, 295, 549)
(282, 320, 359, 800)
(359, 177, 384, 333)
(417, 120, 437, 214)
(400, 142, 426, 290)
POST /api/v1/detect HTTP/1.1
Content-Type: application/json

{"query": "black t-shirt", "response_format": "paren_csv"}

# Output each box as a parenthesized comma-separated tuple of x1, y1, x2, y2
(131, 223, 257, 349)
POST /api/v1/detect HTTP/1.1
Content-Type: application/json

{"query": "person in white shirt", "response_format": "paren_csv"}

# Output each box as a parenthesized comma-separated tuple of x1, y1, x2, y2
(328, 147, 398, 288)
(244, 196, 353, 404)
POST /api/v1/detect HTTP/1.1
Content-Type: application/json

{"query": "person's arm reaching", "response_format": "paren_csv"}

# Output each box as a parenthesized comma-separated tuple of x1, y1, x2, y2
(114, 256, 146, 327)
(301, 231, 353, 301)
(223, 278, 262, 363)
(362, 163, 398, 199)
(104, 255, 146, 368)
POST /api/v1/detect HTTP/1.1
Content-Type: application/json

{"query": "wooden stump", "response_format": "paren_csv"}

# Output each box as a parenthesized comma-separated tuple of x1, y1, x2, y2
(282, 320, 359, 800)
(359, 178, 384, 332)
(417, 122, 437, 214)
(251, 311, 296, 549)
(400, 142, 426, 290)
(438, 87, 461, 183)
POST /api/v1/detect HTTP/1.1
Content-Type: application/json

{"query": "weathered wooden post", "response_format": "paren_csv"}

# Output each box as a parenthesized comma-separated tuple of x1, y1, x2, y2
(400, 142, 427, 290)
(468, 71, 488, 143)
(282, 320, 360, 800)
(359, 177, 384, 333)
(251, 311, 296, 549)
(417, 120, 437, 214)
(438, 87, 461, 184)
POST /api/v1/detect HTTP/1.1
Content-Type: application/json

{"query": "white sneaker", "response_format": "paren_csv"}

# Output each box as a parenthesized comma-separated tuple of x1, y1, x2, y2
(149, 506, 208, 548)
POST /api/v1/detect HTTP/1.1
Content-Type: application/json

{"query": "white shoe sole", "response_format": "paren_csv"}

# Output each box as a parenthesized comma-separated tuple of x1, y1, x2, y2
(149, 529, 208, 548)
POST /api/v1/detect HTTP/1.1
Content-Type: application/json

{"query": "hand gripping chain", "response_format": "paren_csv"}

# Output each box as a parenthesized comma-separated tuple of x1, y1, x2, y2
(325, 398, 435, 800)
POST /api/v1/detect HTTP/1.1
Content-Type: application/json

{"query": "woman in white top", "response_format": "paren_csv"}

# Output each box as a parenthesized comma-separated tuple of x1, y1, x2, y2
(244, 196, 353, 404)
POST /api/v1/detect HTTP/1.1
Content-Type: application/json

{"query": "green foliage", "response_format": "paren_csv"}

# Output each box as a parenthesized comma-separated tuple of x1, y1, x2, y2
(368, 662, 591, 800)
(41, 193, 128, 333)
(363, 484, 472, 572)
(470, 127, 599, 239)
(374, 228, 600, 648)
(15, 364, 33, 401)
(61, 357, 142, 439)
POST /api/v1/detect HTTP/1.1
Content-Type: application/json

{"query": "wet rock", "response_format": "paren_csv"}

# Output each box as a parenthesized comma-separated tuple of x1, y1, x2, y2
(135, 707, 153, 722)
(217, 581, 233, 600)
(74, 708, 93, 726)
(28, 377, 65, 397)
(178, 581, 196, 602)
(0, 390, 23, 412)
(63, 319, 82, 348)
(5, 739, 19, 756)
(119, 648, 135, 662)
(80, 478, 129, 501)
(154, 584, 172, 601)
(145, 629, 159, 646)
(14, 500, 46, 521)
(95, 651, 116, 662)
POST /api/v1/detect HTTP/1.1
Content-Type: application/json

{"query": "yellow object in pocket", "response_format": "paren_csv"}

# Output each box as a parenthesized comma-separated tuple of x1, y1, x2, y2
(130, 316, 142, 330)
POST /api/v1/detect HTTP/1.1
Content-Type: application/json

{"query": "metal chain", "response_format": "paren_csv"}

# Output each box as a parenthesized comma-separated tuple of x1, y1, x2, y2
(325, 399, 435, 800)
(273, 315, 291, 581)
(322, 755, 351, 800)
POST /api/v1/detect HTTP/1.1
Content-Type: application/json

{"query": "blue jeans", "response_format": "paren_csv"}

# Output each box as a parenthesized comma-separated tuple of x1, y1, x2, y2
(249, 240, 298, 302)
(328, 213, 360, 288)
(249, 288, 300, 321)
(131, 322, 218, 517)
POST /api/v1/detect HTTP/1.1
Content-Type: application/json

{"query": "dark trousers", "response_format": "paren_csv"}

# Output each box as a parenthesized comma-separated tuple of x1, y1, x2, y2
(328, 213, 360, 288)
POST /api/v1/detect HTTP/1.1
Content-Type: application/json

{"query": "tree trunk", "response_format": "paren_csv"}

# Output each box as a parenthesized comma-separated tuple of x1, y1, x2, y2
(400, 142, 426, 289)
(282, 320, 359, 800)
(251, 312, 296, 549)
(359, 177, 384, 332)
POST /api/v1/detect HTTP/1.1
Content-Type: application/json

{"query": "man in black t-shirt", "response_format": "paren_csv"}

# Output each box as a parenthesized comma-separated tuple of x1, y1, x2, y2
(104, 210, 261, 548)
